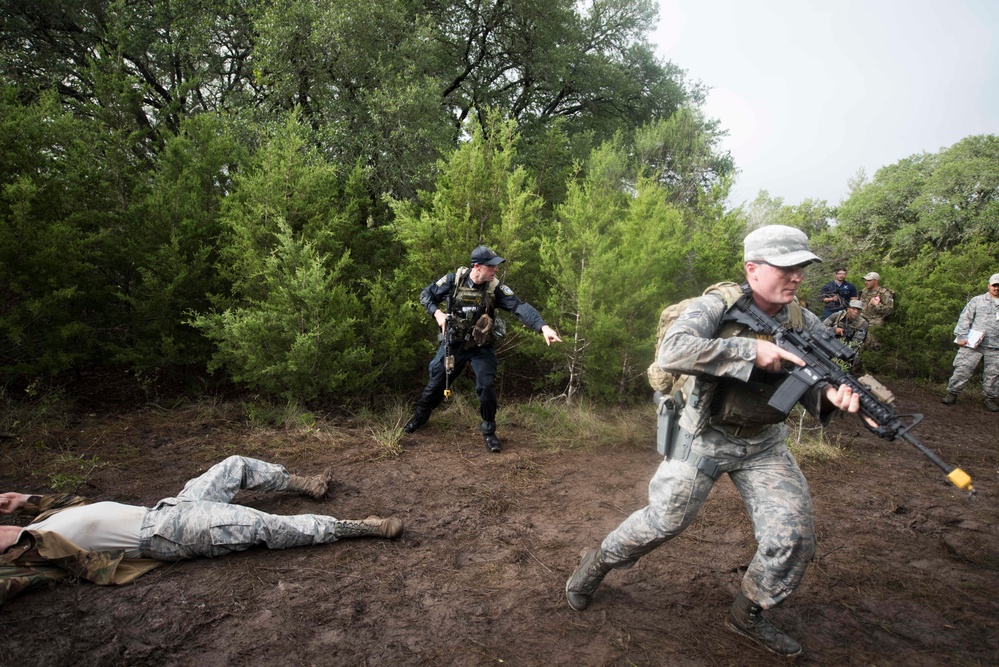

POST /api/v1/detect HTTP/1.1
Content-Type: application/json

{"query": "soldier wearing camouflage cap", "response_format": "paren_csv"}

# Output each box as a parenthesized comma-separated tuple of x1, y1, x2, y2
(1, 456, 403, 604)
(859, 271, 895, 327)
(565, 225, 865, 657)
(941, 273, 999, 411)
(823, 299, 870, 370)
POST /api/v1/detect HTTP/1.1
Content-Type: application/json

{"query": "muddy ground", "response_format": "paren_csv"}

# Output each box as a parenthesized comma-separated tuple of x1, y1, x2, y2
(1, 378, 997, 666)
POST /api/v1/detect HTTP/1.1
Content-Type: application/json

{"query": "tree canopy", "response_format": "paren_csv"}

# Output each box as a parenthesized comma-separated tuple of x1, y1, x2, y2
(1, 0, 994, 402)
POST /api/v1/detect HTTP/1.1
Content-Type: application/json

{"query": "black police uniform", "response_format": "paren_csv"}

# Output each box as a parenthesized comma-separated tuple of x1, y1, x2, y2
(405, 265, 549, 451)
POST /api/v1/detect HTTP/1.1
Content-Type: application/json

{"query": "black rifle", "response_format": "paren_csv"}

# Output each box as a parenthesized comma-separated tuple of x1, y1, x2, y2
(723, 284, 974, 493)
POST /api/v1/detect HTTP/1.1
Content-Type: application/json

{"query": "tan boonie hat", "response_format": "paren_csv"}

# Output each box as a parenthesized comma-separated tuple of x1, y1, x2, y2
(848, 299, 863, 309)
(864, 272, 880, 280)
(989, 273, 999, 285)
(743, 225, 821, 267)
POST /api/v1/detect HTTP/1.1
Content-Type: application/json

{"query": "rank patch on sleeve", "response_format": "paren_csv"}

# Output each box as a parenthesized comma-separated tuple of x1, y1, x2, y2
(677, 310, 701, 321)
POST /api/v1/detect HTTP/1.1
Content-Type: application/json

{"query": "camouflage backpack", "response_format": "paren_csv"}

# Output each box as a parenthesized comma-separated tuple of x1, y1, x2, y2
(646, 282, 805, 399)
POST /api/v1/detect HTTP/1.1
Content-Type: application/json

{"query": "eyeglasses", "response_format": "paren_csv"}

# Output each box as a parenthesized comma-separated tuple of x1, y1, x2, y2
(751, 261, 806, 277)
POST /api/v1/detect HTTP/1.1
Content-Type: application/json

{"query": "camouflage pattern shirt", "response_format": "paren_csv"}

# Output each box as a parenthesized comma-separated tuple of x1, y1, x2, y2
(1, 494, 161, 605)
(860, 286, 895, 326)
(953, 293, 999, 349)
(659, 291, 836, 434)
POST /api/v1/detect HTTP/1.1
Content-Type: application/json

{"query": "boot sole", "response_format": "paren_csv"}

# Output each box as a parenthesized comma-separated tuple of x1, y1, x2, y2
(564, 578, 589, 611)
(724, 619, 803, 657)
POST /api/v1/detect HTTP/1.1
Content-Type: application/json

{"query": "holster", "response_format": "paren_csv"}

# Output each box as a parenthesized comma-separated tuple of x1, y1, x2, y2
(654, 391, 719, 480)
(654, 391, 684, 458)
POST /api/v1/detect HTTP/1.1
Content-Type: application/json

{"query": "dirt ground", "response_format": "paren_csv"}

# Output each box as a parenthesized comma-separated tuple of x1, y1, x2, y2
(1, 378, 997, 666)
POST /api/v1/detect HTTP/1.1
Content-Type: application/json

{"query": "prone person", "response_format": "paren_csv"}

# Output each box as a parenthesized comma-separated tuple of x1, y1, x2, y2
(1, 455, 403, 604)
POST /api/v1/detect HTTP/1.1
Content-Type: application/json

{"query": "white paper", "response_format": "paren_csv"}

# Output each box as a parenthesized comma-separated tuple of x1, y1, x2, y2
(960, 329, 985, 348)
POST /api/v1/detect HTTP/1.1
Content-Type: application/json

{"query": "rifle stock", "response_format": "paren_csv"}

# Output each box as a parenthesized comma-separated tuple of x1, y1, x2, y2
(724, 285, 974, 493)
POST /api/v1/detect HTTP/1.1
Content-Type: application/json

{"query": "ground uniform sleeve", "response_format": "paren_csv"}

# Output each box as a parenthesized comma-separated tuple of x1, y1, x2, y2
(494, 282, 546, 333)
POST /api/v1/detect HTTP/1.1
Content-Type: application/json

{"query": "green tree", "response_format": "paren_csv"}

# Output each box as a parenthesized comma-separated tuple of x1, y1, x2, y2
(191, 221, 373, 402)
(118, 113, 245, 372)
(541, 136, 742, 400)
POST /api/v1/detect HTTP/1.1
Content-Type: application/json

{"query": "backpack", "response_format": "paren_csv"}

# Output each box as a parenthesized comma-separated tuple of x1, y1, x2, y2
(646, 282, 804, 399)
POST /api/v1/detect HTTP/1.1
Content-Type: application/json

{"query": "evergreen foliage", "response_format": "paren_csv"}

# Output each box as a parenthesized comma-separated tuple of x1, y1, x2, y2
(2, 0, 995, 400)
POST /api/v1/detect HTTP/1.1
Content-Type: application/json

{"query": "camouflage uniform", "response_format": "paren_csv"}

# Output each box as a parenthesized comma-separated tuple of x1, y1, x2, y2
(859, 286, 894, 327)
(598, 292, 837, 609)
(2, 457, 344, 604)
(945, 293, 999, 399)
(140, 456, 343, 561)
(823, 310, 869, 370)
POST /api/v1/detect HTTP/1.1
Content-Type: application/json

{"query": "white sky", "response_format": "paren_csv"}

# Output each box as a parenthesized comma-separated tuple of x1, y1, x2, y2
(652, 0, 999, 207)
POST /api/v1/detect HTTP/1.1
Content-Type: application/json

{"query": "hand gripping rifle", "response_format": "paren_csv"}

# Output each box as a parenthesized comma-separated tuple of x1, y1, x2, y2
(723, 284, 974, 493)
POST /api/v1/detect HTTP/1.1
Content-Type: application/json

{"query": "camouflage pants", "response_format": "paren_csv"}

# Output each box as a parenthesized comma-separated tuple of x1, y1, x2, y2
(599, 424, 816, 609)
(946, 347, 999, 398)
(138, 456, 340, 561)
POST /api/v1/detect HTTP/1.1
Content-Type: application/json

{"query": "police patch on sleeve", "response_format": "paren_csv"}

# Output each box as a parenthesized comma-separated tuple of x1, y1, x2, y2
(677, 310, 701, 321)
(435, 275, 449, 287)
(500, 285, 514, 296)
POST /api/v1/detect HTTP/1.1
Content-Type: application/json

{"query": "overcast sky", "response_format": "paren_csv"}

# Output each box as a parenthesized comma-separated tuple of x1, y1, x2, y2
(652, 0, 999, 208)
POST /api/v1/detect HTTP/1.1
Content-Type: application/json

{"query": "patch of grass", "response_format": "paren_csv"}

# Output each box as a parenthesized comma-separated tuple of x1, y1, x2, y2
(503, 398, 653, 451)
(48, 453, 109, 493)
(242, 397, 316, 430)
(368, 420, 405, 458)
(0, 381, 72, 439)
(786, 407, 845, 462)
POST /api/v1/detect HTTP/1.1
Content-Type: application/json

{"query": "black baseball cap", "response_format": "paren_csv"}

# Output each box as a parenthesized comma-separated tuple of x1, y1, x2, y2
(470, 245, 504, 266)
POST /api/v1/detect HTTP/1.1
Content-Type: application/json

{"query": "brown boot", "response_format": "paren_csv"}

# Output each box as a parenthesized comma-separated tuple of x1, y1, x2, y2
(942, 392, 958, 405)
(565, 547, 611, 611)
(725, 594, 802, 656)
(286, 469, 334, 500)
(335, 516, 404, 539)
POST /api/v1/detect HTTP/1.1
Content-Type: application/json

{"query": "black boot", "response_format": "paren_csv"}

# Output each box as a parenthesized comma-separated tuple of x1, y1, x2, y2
(481, 421, 501, 452)
(565, 547, 611, 611)
(403, 410, 430, 434)
(725, 593, 802, 656)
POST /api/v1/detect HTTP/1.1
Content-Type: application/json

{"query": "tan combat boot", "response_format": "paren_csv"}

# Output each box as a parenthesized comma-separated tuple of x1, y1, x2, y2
(335, 517, 404, 539)
(565, 547, 611, 611)
(286, 469, 334, 500)
(725, 593, 802, 656)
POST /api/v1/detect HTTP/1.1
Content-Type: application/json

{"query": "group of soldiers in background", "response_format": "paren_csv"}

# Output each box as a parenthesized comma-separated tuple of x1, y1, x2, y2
(817, 267, 893, 370)
(817, 265, 997, 412)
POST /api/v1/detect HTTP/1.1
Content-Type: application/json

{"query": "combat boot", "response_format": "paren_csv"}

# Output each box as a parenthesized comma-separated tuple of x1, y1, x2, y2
(565, 547, 611, 611)
(942, 392, 958, 405)
(287, 469, 334, 500)
(335, 516, 404, 539)
(984, 397, 999, 412)
(481, 420, 501, 453)
(725, 593, 802, 657)
(403, 410, 429, 434)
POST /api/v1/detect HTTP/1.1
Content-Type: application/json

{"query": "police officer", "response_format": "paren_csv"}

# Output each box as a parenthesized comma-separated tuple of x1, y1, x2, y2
(564, 225, 864, 657)
(403, 246, 561, 452)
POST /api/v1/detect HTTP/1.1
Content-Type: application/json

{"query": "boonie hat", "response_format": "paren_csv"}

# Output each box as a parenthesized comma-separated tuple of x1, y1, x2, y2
(989, 273, 999, 286)
(470, 245, 504, 266)
(848, 299, 863, 309)
(864, 272, 880, 281)
(743, 225, 821, 267)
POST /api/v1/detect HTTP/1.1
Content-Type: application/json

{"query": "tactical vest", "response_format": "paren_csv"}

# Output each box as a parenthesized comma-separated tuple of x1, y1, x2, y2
(830, 310, 865, 343)
(449, 267, 503, 345)
(681, 289, 806, 434)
